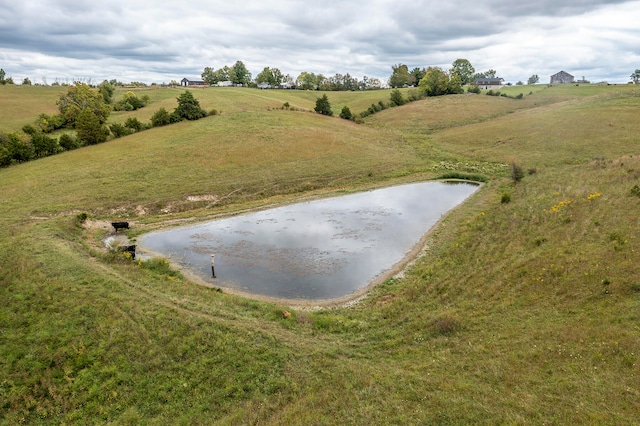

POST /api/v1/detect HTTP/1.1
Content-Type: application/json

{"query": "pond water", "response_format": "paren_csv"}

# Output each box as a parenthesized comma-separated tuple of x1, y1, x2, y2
(138, 181, 479, 303)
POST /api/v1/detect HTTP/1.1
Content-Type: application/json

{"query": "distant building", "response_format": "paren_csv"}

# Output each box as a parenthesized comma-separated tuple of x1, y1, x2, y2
(181, 78, 206, 87)
(474, 77, 505, 90)
(217, 81, 233, 87)
(550, 71, 574, 84)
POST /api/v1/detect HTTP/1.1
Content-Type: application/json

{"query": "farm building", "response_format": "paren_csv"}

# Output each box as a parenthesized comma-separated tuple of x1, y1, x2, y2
(550, 71, 574, 84)
(181, 78, 206, 87)
(474, 77, 505, 90)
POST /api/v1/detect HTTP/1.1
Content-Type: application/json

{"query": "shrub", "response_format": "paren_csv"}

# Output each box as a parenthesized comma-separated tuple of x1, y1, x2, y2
(339, 105, 353, 120)
(151, 107, 172, 127)
(467, 85, 481, 94)
(389, 89, 405, 106)
(314, 94, 333, 116)
(501, 192, 511, 203)
(631, 184, 640, 198)
(511, 162, 525, 183)
(208, 109, 219, 116)
(124, 117, 144, 132)
(110, 122, 132, 138)
(59, 133, 80, 151)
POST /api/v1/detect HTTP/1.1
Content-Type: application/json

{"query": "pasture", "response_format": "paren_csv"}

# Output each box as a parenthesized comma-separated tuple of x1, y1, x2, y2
(1, 83, 639, 424)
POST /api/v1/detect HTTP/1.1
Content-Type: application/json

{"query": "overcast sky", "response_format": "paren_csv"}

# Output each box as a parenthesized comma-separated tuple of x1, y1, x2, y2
(0, 0, 638, 85)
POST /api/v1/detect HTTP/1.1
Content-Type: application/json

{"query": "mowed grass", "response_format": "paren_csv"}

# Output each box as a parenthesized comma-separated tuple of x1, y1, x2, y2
(0, 85, 65, 132)
(1, 84, 640, 424)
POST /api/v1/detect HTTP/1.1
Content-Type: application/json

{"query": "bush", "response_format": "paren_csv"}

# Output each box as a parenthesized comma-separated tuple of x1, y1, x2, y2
(124, 117, 144, 132)
(390, 89, 405, 106)
(59, 133, 80, 151)
(501, 193, 511, 203)
(511, 162, 525, 183)
(110, 122, 132, 138)
(467, 85, 481, 94)
(151, 107, 172, 127)
(339, 105, 353, 120)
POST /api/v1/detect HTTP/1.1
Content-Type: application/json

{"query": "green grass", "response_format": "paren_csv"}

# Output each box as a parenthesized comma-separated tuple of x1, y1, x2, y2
(1, 84, 639, 424)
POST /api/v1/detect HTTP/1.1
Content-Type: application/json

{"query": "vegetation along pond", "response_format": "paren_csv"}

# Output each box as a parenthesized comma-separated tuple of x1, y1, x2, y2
(139, 181, 479, 303)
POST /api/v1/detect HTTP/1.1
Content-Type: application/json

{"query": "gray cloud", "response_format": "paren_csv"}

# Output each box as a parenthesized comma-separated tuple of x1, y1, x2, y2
(0, 0, 638, 84)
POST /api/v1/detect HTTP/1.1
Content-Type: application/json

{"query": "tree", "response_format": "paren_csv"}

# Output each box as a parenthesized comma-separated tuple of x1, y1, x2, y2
(57, 83, 110, 127)
(527, 74, 540, 85)
(0, 68, 5, 84)
(314, 94, 333, 116)
(75, 109, 109, 145)
(630, 69, 640, 84)
(22, 77, 32, 85)
(389, 89, 405, 106)
(98, 80, 115, 103)
(409, 68, 426, 87)
(231, 61, 251, 86)
(173, 91, 206, 121)
(255, 67, 284, 87)
(419, 67, 462, 96)
(296, 72, 318, 90)
(450, 59, 475, 85)
(389, 64, 410, 88)
(202, 66, 229, 85)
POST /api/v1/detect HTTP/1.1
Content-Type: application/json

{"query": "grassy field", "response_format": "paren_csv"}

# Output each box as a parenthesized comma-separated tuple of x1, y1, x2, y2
(1, 84, 639, 424)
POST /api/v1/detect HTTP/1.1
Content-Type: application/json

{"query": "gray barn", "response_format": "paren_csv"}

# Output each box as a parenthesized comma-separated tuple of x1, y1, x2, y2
(550, 71, 575, 84)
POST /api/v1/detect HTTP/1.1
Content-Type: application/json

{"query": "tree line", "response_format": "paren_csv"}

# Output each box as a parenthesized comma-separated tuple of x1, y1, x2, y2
(0, 82, 209, 168)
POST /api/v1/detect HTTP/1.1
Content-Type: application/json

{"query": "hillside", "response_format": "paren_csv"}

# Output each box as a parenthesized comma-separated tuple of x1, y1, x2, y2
(1, 84, 639, 424)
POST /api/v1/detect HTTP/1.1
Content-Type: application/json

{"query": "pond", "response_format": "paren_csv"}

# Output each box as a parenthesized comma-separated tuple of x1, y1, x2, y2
(138, 181, 479, 304)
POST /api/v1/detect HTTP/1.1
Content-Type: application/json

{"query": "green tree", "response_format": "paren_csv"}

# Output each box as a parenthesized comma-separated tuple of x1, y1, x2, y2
(389, 89, 405, 106)
(231, 61, 251, 86)
(389, 64, 410, 88)
(527, 74, 540, 85)
(409, 67, 426, 86)
(255, 67, 283, 87)
(630, 69, 640, 84)
(450, 59, 475, 85)
(296, 72, 318, 90)
(57, 82, 110, 127)
(314, 94, 333, 116)
(419, 67, 461, 96)
(0, 68, 5, 84)
(202, 66, 230, 85)
(98, 80, 115, 103)
(22, 77, 32, 85)
(75, 109, 109, 145)
(173, 91, 206, 121)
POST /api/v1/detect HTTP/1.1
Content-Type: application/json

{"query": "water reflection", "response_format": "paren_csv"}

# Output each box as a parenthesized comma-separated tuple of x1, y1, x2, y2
(138, 181, 479, 302)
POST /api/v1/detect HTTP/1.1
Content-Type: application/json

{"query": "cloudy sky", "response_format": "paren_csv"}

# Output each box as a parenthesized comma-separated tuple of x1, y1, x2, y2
(0, 0, 638, 85)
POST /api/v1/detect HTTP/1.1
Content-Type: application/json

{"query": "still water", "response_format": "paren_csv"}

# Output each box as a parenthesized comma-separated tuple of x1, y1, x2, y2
(138, 181, 479, 302)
